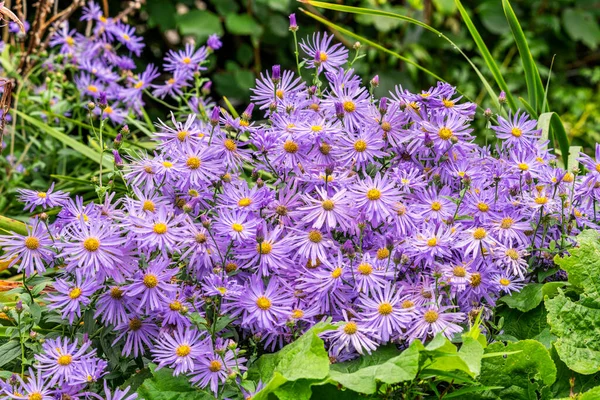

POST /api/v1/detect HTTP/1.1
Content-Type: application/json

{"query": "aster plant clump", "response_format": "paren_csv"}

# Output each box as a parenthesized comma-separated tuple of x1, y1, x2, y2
(1, 8, 600, 400)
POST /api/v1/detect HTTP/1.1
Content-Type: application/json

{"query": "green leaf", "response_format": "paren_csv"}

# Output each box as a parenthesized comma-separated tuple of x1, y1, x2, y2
(562, 8, 600, 50)
(546, 293, 600, 375)
(500, 282, 566, 312)
(537, 112, 571, 168)
(549, 346, 600, 398)
(146, 0, 177, 30)
(553, 230, 600, 299)
(177, 10, 223, 43)
(225, 14, 263, 37)
(581, 386, 600, 400)
(499, 304, 550, 341)
(137, 363, 209, 399)
(476, 340, 557, 399)
(328, 343, 420, 394)
(0, 341, 21, 368)
(420, 334, 483, 378)
(455, 0, 517, 111)
(459, 337, 485, 376)
(17, 111, 111, 166)
(568, 145, 582, 171)
(0, 214, 28, 235)
(502, 0, 545, 114)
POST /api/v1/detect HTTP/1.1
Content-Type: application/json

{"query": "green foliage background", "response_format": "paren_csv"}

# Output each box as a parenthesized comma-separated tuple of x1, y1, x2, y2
(126, 0, 600, 151)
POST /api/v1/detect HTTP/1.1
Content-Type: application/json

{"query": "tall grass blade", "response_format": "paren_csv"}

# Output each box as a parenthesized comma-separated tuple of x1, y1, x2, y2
(17, 111, 112, 166)
(0, 215, 27, 235)
(301, 1, 503, 112)
(455, 0, 517, 112)
(502, 0, 545, 114)
(518, 97, 537, 118)
(537, 112, 571, 168)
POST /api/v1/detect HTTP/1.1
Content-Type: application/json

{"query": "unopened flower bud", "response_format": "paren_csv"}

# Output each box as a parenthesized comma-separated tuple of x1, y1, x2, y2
(202, 81, 212, 95)
(15, 301, 23, 313)
(484, 108, 493, 119)
(498, 91, 507, 104)
(289, 13, 298, 32)
(241, 103, 254, 121)
(256, 178, 264, 188)
(353, 41, 361, 50)
(334, 102, 344, 119)
(210, 107, 220, 126)
(87, 102, 96, 111)
(113, 150, 123, 168)
(98, 92, 108, 109)
(272, 65, 281, 84)
(370, 75, 379, 88)
(256, 225, 265, 244)
(342, 240, 355, 258)
(120, 125, 130, 136)
(379, 97, 388, 114)
(39, 213, 48, 221)
(201, 215, 211, 228)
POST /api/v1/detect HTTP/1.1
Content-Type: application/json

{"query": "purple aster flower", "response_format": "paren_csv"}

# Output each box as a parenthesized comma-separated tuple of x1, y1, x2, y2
(492, 110, 540, 148)
(407, 304, 465, 341)
(17, 182, 69, 211)
(164, 43, 208, 76)
(98, 381, 138, 400)
(298, 187, 354, 232)
(129, 206, 187, 253)
(47, 276, 98, 324)
(322, 310, 379, 357)
(113, 316, 160, 357)
(227, 276, 293, 330)
(0, 222, 54, 276)
(207, 34, 222, 50)
(358, 283, 412, 342)
(213, 209, 259, 242)
(236, 226, 290, 276)
(189, 348, 239, 395)
(152, 328, 207, 375)
(4, 368, 52, 400)
(291, 228, 335, 264)
(49, 23, 78, 54)
(493, 273, 524, 294)
(115, 22, 144, 55)
(94, 286, 131, 326)
(35, 337, 93, 385)
(350, 173, 402, 225)
(299, 32, 348, 73)
(126, 259, 177, 313)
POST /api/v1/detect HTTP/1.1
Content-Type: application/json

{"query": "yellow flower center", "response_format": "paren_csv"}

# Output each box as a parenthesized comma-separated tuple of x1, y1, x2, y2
(381, 121, 392, 132)
(182, 57, 192, 64)
(24, 237, 40, 250)
(311, 125, 322, 133)
(331, 267, 342, 278)
(238, 197, 252, 207)
(57, 354, 72, 366)
(322, 199, 335, 211)
(424, 310, 439, 323)
(477, 202, 489, 212)
(453, 266, 466, 277)
(87, 85, 98, 93)
(105, 106, 113, 114)
(343, 100, 356, 113)
(438, 127, 453, 140)
(170, 301, 182, 311)
(505, 249, 519, 260)
(308, 230, 322, 243)
(209, 360, 222, 372)
(177, 131, 188, 142)
(563, 172, 574, 182)
(442, 99, 454, 108)
(470, 273, 482, 287)
(186, 156, 201, 170)
(366, 188, 381, 201)
(535, 196, 548, 205)
(427, 237, 437, 247)
(83, 237, 100, 251)
(69, 288, 82, 299)
(500, 217, 514, 229)
(162, 161, 173, 168)
(499, 278, 511, 286)
(283, 140, 299, 154)
(378, 302, 393, 315)
(134, 81, 144, 89)
(511, 127, 522, 137)
(217, 287, 227, 295)
(110, 287, 124, 299)
(256, 242, 273, 255)
(319, 142, 331, 155)
(473, 227, 487, 240)
(153, 223, 168, 234)
(343, 322, 357, 334)
(122, 34, 130, 41)
(354, 139, 367, 152)
(276, 89, 284, 99)
(143, 274, 158, 288)
(142, 200, 155, 212)
(176, 345, 191, 357)
(66, 36, 75, 46)
(256, 296, 271, 310)
(377, 248, 390, 260)
(291, 309, 304, 319)
(402, 300, 415, 309)
(319, 52, 328, 62)
(232, 223, 244, 233)
(518, 163, 529, 171)
(595, 164, 600, 173)
(167, 78, 175, 85)
(37, 192, 47, 198)
(224, 139, 237, 151)
(357, 263, 372, 275)
(431, 201, 442, 211)
(29, 392, 43, 400)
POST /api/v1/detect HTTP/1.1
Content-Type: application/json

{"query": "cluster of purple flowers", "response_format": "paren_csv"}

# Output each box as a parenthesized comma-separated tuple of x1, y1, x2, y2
(1, 15, 597, 398)
(46, 2, 221, 125)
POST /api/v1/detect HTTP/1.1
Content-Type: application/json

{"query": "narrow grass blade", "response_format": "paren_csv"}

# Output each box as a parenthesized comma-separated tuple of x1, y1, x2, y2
(518, 97, 537, 118)
(223, 96, 240, 118)
(17, 111, 112, 166)
(0, 215, 27, 235)
(502, 0, 545, 114)
(537, 112, 571, 168)
(455, 0, 517, 111)
(302, 1, 502, 111)
(541, 55, 555, 114)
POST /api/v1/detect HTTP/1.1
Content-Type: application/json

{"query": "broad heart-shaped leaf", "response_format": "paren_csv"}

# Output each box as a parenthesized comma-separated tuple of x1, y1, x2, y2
(473, 340, 557, 399)
(549, 346, 600, 399)
(546, 292, 600, 375)
(554, 230, 600, 303)
(251, 322, 335, 400)
(500, 282, 567, 312)
(414, 333, 484, 379)
(328, 342, 420, 394)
